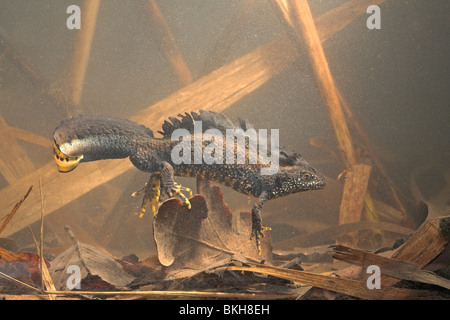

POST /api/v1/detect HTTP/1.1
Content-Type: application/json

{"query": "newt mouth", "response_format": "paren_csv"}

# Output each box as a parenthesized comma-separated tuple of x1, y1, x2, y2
(53, 141, 83, 173)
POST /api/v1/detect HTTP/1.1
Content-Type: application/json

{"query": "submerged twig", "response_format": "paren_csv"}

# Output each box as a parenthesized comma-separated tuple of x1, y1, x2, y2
(66, 0, 101, 114)
(0, 186, 32, 235)
(43, 289, 294, 300)
(381, 217, 449, 288)
(274, 220, 414, 250)
(0, 25, 72, 114)
(286, 0, 356, 167)
(331, 244, 450, 290)
(274, 0, 386, 235)
(0, 271, 42, 293)
(337, 91, 410, 223)
(28, 226, 56, 300)
(37, 177, 56, 299)
(143, 0, 192, 87)
(39, 177, 45, 292)
(228, 262, 433, 300)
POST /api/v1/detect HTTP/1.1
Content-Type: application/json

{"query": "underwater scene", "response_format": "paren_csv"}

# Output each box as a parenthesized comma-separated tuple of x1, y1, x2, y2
(0, 0, 448, 302)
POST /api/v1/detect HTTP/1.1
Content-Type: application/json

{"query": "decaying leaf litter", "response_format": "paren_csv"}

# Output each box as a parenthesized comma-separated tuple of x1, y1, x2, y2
(0, 180, 449, 300)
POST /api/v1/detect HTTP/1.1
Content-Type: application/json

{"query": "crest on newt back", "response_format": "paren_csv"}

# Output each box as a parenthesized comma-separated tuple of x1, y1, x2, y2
(156, 110, 326, 196)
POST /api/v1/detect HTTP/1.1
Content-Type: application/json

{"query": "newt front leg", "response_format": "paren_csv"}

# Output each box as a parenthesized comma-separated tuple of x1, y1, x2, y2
(249, 191, 271, 255)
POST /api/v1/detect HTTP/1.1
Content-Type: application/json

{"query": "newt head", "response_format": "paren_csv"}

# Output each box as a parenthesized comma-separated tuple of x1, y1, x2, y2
(270, 151, 326, 197)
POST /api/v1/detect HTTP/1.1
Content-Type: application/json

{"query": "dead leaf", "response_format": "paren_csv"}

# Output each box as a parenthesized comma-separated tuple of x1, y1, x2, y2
(0, 246, 48, 286)
(49, 241, 135, 291)
(331, 244, 450, 290)
(228, 262, 434, 300)
(153, 182, 272, 279)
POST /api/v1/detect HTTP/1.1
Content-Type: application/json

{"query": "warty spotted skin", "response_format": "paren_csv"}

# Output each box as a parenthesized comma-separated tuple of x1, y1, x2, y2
(53, 110, 326, 254)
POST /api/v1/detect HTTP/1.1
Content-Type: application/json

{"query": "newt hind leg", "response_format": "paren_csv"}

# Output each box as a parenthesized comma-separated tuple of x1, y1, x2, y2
(133, 162, 192, 216)
(132, 173, 161, 217)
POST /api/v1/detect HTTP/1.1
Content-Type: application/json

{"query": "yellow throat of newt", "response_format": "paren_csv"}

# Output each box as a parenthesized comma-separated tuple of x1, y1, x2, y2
(53, 141, 83, 173)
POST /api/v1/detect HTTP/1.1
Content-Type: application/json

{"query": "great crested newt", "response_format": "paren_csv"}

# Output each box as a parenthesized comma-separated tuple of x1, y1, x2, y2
(53, 110, 326, 254)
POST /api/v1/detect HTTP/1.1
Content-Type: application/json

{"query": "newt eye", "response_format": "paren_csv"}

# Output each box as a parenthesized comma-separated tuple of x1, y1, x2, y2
(301, 172, 313, 182)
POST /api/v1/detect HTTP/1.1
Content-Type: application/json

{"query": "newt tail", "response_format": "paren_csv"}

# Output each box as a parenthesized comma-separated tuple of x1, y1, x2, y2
(53, 111, 325, 254)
